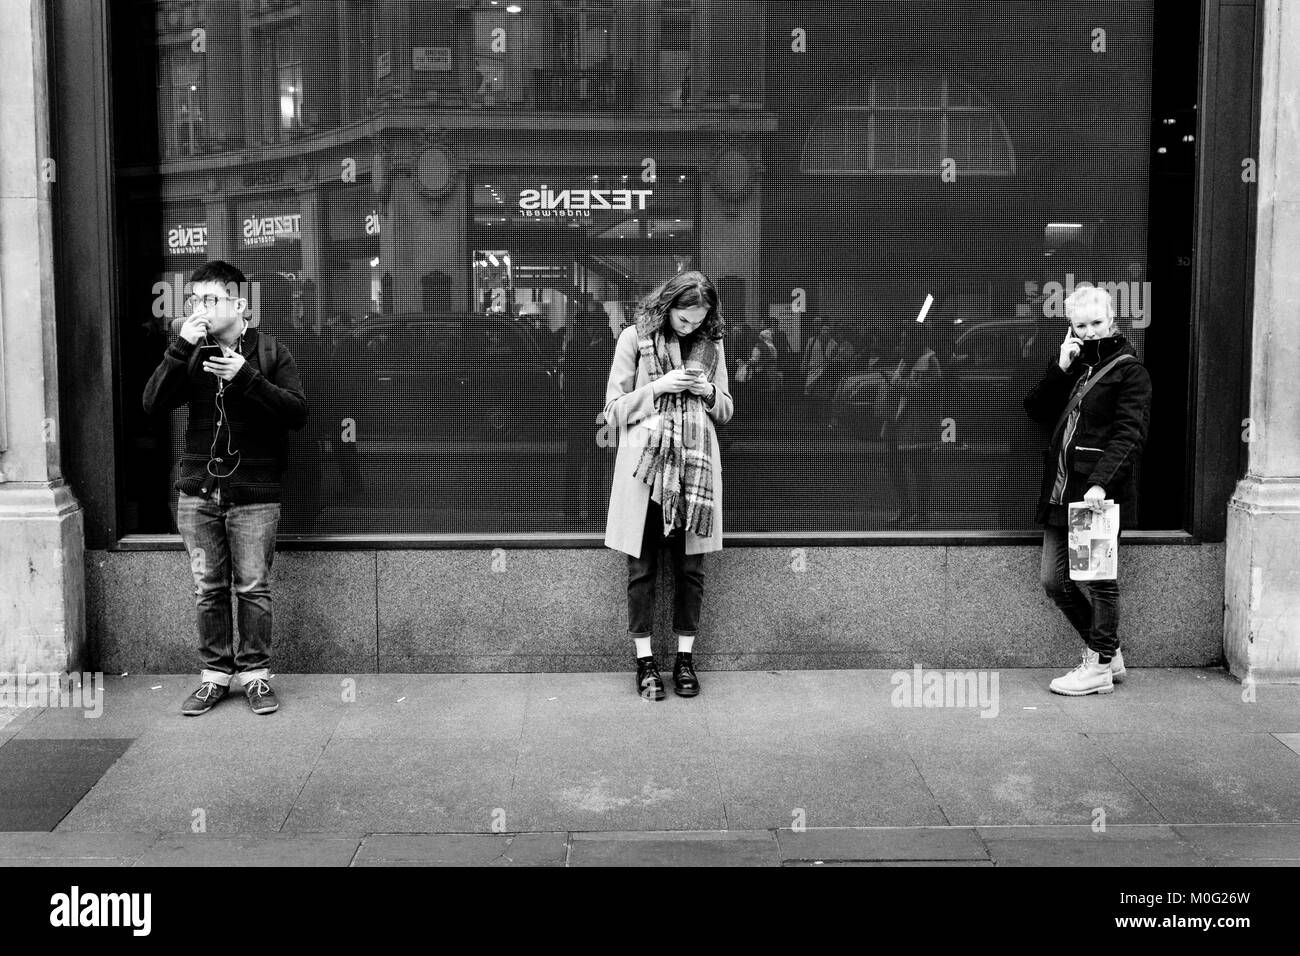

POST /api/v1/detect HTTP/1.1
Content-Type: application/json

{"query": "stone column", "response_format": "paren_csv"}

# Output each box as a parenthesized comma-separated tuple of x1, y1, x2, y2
(0, 0, 86, 673)
(1223, 0, 1300, 683)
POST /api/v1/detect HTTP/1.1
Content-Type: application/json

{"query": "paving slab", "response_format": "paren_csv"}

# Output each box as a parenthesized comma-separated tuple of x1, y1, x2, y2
(975, 825, 1209, 867)
(284, 737, 516, 833)
(908, 733, 1164, 826)
(0, 706, 46, 742)
(1089, 733, 1300, 824)
(136, 833, 362, 866)
(698, 669, 899, 738)
(0, 739, 134, 831)
(12, 676, 184, 739)
(1052, 695, 1292, 736)
(520, 673, 709, 738)
(0, 858, 137, 867)
(333, 674, 529, 741)
(568, 829, 780, 867)
(1212, 859, 1300, 867)
(353, 832, 568, 866)
(16, 667, 1300, 854)
(16, 675, 349, 742)
(1097, 668, 1242, 697)
(143, 678, 348, 743)
(0, 831, 159, 860)
(1273, 733, 1300, 758)
(886, 671, 1078, 737)
(1171, 824, 1300, 861)
(1198, 696, 1300, 734)
(775, 826, 988, 862)
(55, 736, 323, 833)
(507, 730, 724, 832)
(709, 736, 946, 829)
(783, 859, 996, 867)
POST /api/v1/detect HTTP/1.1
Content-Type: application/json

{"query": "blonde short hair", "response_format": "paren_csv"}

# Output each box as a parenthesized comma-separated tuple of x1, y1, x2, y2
(1064, 284, 1116, 321)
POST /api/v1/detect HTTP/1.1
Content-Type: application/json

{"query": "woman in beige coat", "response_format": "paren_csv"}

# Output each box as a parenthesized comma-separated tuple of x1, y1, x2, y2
(602, 271, 733, 700)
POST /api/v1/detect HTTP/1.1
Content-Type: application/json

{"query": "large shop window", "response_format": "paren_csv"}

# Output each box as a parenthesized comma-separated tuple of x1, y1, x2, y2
(112, 0, 1185, 539)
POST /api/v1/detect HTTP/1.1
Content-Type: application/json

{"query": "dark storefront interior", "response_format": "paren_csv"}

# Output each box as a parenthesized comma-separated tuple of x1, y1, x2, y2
(107, 0, 1197, 539)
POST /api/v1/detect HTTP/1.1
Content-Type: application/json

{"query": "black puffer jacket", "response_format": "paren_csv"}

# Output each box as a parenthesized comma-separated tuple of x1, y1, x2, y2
(1022, 335, 1152, 527)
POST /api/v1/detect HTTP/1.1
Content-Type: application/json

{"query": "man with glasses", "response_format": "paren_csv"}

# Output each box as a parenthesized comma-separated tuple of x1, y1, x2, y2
(143, 260, 308, 716)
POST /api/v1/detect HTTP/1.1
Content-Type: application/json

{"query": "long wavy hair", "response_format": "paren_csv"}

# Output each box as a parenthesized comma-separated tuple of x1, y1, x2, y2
(633, 270, 726, 342)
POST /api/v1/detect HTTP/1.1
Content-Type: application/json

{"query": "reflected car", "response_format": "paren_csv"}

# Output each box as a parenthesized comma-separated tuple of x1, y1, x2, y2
(944, 317, 1048, 449)
(331, 313, 561, 441)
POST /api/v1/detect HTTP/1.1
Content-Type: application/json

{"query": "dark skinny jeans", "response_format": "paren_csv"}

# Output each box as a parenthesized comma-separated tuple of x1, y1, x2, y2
(627, 499, 703, 639)
(1039, 522, 1120, 657)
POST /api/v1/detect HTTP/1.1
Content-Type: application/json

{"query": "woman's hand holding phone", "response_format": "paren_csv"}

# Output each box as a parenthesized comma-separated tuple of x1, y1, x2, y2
(683, 368, 713, 397)
(653, 368, 697, 395)
(1058, 329, 1082, 371)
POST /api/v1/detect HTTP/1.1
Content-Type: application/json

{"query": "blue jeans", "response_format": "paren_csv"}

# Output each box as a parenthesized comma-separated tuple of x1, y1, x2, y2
(177, 489, 280, 686)
(627, 500, 704, 639)
(1039, 523, 1120, 657)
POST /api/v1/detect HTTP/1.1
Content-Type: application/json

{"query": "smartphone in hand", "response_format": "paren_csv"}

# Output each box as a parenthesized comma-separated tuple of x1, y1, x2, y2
(196, 343, 225, 368)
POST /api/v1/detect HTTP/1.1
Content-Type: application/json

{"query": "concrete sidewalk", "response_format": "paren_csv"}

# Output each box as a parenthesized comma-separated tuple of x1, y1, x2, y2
(2, 668, 1299, 866)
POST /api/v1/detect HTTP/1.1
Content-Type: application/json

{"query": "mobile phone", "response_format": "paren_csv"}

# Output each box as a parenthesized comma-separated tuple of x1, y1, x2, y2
(684, 367, 706, 377)
(196, 344, 224, 367)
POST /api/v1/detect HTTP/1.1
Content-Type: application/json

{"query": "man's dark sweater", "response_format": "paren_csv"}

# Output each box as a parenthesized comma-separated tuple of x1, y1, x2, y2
(142, 327, 308, 503)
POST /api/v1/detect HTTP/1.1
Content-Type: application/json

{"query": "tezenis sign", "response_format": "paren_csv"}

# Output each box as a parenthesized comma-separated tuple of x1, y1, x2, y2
(242, 213, 302, 246)
(518, 186, 654, 218)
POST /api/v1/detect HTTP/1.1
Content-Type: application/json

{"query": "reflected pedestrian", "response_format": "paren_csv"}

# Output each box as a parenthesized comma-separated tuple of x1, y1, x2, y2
(562, 298, 614, 521)
(884, 326, 943, 525)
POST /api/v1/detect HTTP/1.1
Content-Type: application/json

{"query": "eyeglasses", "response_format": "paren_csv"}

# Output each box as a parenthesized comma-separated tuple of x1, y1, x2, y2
(184, 294, 234, 314)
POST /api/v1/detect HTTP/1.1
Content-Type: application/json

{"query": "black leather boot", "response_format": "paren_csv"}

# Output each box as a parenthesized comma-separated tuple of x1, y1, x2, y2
(673, 652, 700, 697)
(636, 656, 665, 701)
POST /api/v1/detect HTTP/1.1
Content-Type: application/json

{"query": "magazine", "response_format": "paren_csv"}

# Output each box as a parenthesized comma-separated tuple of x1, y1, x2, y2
(1067, 500, 1120, 582)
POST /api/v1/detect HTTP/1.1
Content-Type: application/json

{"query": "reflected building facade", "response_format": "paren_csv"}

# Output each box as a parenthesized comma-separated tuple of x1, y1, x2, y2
(111, 0, 1186, 538)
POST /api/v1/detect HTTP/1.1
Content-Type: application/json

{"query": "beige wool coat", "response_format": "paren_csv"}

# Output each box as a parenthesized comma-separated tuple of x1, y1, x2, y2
(602, 324, 733, 557)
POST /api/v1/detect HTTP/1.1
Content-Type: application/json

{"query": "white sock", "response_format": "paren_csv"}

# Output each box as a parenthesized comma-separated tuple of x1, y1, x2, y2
(677, 634, 695, 654)
(634, 636, 652, 658)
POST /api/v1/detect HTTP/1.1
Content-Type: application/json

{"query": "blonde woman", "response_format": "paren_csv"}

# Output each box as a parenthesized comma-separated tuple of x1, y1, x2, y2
(1023, 285, 1152, 696)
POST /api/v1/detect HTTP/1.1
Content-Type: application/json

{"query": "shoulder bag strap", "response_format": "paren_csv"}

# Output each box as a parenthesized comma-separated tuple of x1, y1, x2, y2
(257, 331, 276, 379)
(1050, 352, 1136, 442)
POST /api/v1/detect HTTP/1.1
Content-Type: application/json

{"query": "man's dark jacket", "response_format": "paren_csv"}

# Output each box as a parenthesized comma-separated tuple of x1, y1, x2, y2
(142, 328, 308, 502)
(1022, 334, 1152, 528)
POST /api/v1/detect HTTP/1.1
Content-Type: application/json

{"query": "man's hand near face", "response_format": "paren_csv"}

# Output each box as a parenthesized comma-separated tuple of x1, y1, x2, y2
(179, 315, 210, 346)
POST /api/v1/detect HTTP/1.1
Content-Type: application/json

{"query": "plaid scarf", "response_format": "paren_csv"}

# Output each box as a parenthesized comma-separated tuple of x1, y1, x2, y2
(631, 312, 719, 538)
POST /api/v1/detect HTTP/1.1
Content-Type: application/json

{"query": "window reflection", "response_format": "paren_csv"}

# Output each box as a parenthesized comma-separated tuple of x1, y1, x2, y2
(116, 0, 1173, 536)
